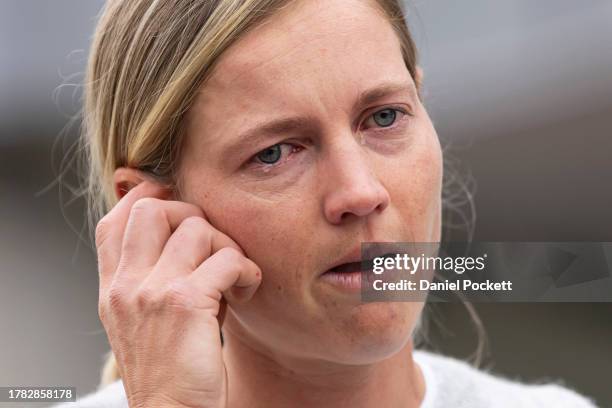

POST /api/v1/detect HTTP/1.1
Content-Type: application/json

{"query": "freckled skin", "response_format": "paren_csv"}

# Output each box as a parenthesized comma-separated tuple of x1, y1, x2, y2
(178, 0, 442, 366)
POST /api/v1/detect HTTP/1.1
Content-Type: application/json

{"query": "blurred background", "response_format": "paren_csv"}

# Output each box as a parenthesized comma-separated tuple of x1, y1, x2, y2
(1, 0, 610, 406)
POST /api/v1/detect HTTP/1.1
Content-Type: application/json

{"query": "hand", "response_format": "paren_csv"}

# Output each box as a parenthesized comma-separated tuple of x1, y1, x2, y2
(95, 180, 262, 408)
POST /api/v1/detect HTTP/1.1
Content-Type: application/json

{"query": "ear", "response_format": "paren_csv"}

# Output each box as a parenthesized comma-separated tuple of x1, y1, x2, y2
(113, 167, 173, 201)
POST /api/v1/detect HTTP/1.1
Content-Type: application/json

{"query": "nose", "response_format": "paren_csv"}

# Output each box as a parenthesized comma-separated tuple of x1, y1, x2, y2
(322, 142, 390, 224)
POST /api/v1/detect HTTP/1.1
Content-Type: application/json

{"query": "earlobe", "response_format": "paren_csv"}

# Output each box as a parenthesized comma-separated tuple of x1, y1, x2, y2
(113, 167, 145, 200)
(112, 167, 173, 201)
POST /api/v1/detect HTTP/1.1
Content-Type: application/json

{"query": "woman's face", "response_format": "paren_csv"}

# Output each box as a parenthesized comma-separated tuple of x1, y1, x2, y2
(179, 0, 442, 363)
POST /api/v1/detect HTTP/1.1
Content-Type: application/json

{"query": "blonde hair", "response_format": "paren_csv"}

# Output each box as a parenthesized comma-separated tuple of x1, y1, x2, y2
(81, 0, 423, 388)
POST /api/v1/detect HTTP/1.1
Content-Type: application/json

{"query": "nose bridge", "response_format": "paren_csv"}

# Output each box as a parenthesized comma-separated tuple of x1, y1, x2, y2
(322, 136, 390, 224)
(326, 137, 372, 186)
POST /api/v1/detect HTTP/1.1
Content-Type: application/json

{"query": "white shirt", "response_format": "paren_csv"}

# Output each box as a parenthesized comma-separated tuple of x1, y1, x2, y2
(413, 350, 597, 408)
(51, 350, 598, 407)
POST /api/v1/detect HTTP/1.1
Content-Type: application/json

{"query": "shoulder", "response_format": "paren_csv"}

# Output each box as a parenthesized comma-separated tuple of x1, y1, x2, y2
(414, 349, 599, 408)
(48, 380, 128, 408)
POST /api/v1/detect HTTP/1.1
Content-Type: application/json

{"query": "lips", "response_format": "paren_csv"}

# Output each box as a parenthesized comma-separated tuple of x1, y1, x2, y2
(319, 254, 381, 292)
(322, 243, 405, 276)
(321, 246, 364, 276)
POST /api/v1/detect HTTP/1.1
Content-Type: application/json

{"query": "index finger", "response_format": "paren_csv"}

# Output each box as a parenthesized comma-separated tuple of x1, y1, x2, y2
(95, 179, 172, 284)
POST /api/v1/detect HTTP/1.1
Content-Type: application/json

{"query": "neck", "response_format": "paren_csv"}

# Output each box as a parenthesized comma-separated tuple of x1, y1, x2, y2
(221, 316, 425, 408)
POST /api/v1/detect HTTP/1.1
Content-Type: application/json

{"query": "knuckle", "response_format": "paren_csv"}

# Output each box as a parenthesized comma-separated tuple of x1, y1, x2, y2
(129, 197, 162, 219)
(170, 216, 211, 248)
(134, 283, 194, 312)
(218, 246, 242, 262)
(162, 284, 194, 310)
(134, 286, 157, 310)
(180, 217, 212, 243)
(182, 215, 208, 229)
(106, 284, 128, 312)
(131, 197, 158, 211)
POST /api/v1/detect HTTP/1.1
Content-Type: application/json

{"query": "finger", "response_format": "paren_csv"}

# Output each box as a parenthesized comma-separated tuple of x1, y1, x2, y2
(117, 199, 206, 276)
(96, 180, 170, 290)
(152, 216, 244, 281)
(186, 247, 262, 313)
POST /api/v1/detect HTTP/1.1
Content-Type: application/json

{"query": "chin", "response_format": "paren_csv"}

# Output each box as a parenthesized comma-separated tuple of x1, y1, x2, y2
(324, 301, 421, 364)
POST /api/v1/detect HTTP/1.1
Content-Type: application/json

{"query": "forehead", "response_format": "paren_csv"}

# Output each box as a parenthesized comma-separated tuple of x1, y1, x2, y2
(186, 0, 411, 144)
(213, 0, 399, 81)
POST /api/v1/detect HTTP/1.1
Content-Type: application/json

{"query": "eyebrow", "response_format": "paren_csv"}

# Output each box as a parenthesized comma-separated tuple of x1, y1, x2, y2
(223, 81, 416, 159)
(354, 81, 416, 111)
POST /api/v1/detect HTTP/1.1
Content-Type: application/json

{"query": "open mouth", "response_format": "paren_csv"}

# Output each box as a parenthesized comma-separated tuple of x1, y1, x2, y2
(319, 248, 406, 292)
(324, 252, 398, 274)
(326, 260, 367, 274)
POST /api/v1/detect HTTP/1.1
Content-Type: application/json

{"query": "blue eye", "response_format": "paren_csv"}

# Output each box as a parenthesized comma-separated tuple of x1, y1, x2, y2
(249, 143, 302, 170)
(255, 144, 282, 164)
(372, 108, 396, 127)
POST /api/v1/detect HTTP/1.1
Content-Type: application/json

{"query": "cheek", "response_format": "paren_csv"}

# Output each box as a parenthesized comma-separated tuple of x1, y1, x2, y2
(417, 133, 443, 202)
(388, 127, 443, 240)
(201, 186, 317, 289)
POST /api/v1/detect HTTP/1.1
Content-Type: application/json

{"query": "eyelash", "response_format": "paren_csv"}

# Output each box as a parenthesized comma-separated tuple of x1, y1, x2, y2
(248, 106, 412, 170)
(361, 106, 411, 133)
